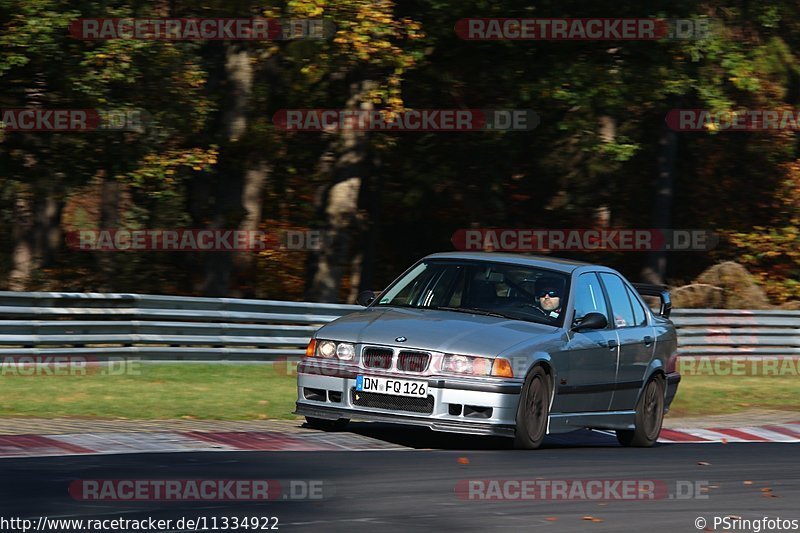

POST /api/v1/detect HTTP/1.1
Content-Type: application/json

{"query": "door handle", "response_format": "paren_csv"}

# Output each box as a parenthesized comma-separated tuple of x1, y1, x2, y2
(607, 339, 619, 349)
(643, 336, 653, 346)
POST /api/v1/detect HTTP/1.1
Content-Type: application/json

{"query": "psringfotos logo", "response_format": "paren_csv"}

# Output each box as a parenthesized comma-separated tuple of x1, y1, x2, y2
(707, 516, 800, 532)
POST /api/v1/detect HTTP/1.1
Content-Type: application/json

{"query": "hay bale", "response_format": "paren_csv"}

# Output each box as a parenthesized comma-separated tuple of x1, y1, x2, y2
(671, 283, 725, 309)
(694, 261, 772, 309)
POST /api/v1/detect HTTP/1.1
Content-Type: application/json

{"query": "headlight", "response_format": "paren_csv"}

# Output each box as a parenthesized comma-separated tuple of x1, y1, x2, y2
(318, 340, 337, 358)
(312, 340, 355, 361)
(441, 354, 514, 377)
(336, 343, 355, 360)
(442, 354, 492, 376)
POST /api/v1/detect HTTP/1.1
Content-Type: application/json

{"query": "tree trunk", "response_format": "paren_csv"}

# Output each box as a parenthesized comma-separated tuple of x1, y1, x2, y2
(306, 80, 374, 302)
(97, 173, 120, 291)
(642, 119, 677, 284)
(8, 176, 65, 291)
(350, 151, 382, 300)
(8, 183, 34, 291)
(200, 43, 257, 297)
(232, 161, 269, 297)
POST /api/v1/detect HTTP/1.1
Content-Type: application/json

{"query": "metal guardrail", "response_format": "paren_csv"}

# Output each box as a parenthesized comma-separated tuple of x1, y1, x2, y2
(0, 291, 360, 361)
(0, 291, 797, 361)
(672, 309, 800, 357)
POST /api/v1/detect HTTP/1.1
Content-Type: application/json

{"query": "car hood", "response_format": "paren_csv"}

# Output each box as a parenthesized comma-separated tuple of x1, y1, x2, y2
(315, 306, 559, 357)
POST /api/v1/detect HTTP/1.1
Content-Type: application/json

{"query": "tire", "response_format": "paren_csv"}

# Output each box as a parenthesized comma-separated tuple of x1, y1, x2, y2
(616, 376, 665, 447)
(305, 416, 349, 432)
(514, 366, 550, 450)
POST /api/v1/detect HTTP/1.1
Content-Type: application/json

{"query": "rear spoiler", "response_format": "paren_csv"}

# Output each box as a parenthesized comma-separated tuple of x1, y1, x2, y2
(631, 283, 672, 319)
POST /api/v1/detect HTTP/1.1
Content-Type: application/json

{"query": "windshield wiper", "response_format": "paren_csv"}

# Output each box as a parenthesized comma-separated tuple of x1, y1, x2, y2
(430, 306, 512, 319)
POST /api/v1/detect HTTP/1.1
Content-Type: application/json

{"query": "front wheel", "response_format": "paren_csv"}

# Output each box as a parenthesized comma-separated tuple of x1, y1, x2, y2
(514, 366, 550, 450)
(305, 416, 349, 432)
(616, 377, 665, 447)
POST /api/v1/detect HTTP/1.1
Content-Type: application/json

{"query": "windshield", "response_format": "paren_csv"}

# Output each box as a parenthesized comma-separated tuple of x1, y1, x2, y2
(376, 260, 570, 326)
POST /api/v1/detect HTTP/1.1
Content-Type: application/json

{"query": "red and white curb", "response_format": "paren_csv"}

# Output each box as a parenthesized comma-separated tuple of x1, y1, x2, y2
(0, 423, 797, 458)
(0, 430, 404, 458)
(658, 423, 800, 443)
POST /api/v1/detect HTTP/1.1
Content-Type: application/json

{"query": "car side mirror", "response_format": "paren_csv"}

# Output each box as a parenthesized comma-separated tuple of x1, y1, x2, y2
(356, 290, 376, 307)
(572, 312, 608, 332)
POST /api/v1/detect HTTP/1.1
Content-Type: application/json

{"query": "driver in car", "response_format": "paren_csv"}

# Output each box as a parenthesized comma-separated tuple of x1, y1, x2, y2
(535, 277, 564, 320)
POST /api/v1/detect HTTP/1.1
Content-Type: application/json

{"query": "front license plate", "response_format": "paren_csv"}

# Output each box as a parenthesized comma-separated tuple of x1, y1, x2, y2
(356, 375, 427, 398)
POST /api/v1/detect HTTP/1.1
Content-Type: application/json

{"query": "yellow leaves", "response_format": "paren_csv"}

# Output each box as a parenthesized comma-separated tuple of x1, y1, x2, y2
(126, 147, 219, 187)
(386, 97, 403, 109)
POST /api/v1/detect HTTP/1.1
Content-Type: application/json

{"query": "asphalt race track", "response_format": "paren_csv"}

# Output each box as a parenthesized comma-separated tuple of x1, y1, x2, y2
(1, 425, 798, 533)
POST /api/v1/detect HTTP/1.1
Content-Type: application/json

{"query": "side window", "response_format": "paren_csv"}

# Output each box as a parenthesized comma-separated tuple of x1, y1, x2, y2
(599, 273, 636, 328)
(572, 273, 610, 325)
(625, 285, 648, 326)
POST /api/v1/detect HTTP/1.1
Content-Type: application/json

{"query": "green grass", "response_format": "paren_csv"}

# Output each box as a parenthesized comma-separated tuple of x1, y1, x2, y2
(0, 363, 797, 420)
(667, 374, 800, 418)
(0, 363, 299, 420)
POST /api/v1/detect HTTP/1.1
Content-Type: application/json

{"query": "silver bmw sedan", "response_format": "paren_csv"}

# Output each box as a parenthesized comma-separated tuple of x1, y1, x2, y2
(295, 252, 680, 449)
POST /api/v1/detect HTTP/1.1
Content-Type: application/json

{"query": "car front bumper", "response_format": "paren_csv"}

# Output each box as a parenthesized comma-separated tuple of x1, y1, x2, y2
(294, 360, 522, 437)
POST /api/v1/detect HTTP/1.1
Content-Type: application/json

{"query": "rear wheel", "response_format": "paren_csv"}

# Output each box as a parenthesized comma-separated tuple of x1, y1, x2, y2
(514, 366, 550, 450)
(616, 376, 664, 447)
(305, 416, 349, 432)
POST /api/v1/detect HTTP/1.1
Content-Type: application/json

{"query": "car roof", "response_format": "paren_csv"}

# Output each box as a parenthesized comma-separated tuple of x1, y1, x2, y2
(423, 251, 593, 274)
